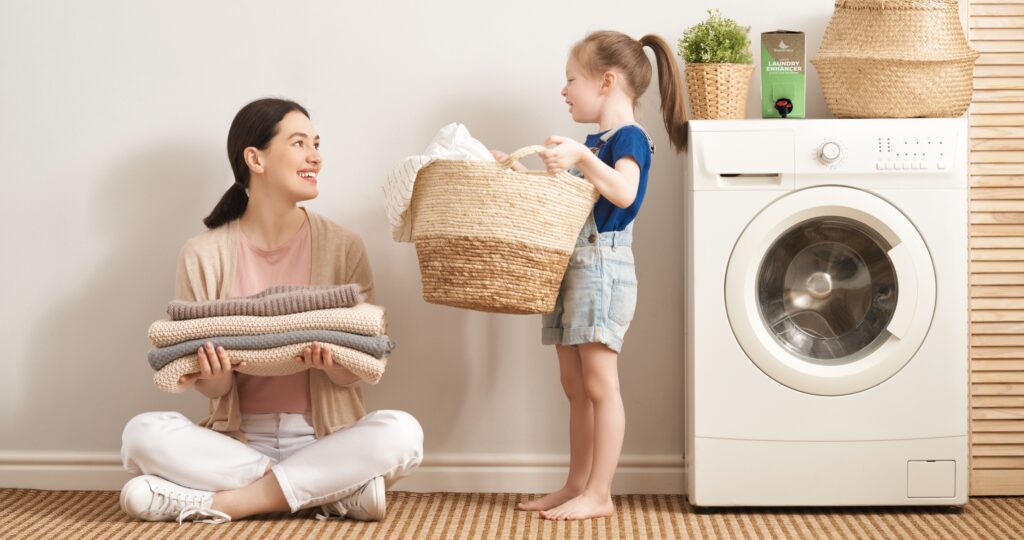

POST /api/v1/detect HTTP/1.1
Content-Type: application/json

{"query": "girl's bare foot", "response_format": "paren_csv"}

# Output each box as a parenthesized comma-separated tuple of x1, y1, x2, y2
(539, 491, 614, 520)
(516, 487, 583, 511)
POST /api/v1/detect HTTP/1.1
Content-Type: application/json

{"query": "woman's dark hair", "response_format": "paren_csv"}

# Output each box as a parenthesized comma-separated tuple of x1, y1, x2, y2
(202, 98, 311, 229)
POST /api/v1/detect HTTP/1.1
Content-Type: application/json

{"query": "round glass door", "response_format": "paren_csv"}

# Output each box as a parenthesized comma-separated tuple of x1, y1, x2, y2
(725, 187, 936, 396)
(757, 217, 898, 364)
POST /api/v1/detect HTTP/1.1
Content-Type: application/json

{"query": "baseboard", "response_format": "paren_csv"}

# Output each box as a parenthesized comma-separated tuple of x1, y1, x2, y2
(400, 454, 686, 494)
(0, 452, 131, 491)
(0, 452, 686, 494)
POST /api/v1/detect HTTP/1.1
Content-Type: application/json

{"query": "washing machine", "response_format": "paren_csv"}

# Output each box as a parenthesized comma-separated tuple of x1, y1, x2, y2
(685, 119, 968, 506)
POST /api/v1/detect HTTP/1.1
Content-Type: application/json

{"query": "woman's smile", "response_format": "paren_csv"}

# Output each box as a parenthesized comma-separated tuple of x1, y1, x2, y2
(298, 168, 318, 185)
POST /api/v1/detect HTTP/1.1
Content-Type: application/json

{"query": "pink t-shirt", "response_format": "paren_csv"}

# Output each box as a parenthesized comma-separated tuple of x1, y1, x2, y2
(234, 216, 313, 414)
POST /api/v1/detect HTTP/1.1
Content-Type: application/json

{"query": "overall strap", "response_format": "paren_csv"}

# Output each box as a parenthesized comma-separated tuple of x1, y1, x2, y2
(599, 123, 656, 154)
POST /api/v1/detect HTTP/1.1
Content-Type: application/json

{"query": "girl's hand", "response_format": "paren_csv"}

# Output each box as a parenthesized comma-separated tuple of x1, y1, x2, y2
(540, 136, 588, 174)
(295, 342, 337, 371)
(490, 149, 527, 172)
(179, 343, 245, 384)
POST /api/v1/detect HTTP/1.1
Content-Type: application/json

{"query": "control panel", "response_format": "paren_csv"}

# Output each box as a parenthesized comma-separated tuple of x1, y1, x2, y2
(688, 118, 966, 187)
(874, 135, 949, 171)
(796, 123, 960, 175)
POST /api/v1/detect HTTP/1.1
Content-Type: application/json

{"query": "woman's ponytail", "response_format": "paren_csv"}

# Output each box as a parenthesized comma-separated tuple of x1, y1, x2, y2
(640, 34, 688, 152)
(202, 182, 249, 229)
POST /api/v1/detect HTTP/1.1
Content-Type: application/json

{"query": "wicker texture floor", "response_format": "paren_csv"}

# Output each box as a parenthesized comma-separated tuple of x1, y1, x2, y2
(2, 489, 1022, 539)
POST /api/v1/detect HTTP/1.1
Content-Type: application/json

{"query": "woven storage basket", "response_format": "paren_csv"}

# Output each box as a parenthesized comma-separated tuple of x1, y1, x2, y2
(410, 146, 598, 314)
(812, 0, 979, 118)
(684, 63, 754, 119)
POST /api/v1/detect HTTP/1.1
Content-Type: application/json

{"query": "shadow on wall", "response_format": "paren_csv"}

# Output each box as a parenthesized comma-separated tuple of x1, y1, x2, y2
(621, 86, 687, 454)
(15, 141, 223, 451)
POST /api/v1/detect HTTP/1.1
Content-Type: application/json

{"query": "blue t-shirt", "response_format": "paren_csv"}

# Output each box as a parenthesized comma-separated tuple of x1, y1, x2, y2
(581, 125, 653, 233)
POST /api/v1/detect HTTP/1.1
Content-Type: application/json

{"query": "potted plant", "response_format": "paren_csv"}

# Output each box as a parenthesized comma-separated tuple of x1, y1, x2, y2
(677, 10, 754, 119)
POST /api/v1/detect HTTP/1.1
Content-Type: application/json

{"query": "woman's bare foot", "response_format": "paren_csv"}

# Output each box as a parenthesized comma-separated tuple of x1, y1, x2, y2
(516, 487, 583, 511)
(539, 492, 614, 520)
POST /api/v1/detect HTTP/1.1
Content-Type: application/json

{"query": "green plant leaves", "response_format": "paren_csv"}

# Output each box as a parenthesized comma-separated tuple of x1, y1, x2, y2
(677, 9, 753, 64)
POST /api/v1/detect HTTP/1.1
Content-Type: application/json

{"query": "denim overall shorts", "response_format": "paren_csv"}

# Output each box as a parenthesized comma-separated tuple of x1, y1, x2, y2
(541, 212, 637, 353)
(541, 123, 652, 353)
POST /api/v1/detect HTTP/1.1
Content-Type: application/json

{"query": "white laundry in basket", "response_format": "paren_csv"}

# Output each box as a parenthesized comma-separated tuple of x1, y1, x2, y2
(384, 123, 494, 243)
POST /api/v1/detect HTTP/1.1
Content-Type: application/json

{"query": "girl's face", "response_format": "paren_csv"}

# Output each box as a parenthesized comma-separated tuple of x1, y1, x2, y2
(252, 111, 322, 203)
(561, 55, 604, 123)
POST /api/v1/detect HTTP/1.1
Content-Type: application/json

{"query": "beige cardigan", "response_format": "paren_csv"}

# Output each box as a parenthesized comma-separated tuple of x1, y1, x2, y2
(174, 208, 375, 440)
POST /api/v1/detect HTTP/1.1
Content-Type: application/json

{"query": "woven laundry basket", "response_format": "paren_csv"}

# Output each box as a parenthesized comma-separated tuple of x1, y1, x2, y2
(684, 63, 754, 119)
(410, 146, 598, 314)
(812, 0, 979, 118)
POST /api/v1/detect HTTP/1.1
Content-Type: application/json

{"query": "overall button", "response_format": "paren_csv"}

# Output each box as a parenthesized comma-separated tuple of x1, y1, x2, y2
(588, 233, 597, 243)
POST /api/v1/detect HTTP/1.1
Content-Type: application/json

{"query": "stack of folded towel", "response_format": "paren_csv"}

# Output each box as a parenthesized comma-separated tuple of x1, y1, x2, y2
(147, 284, 393, 394)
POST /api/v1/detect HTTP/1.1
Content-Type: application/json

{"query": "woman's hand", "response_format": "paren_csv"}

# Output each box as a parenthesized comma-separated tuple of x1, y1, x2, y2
(179, 342, 245, 385)
(295, 341, 337, 370)
(540, 136, 589, 174)
(297, 342, 362, 386)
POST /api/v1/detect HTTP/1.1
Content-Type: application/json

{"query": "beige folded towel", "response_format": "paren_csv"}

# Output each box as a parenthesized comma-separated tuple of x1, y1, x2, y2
(148, 304, 387, 348)
(153, 342, 387, 394)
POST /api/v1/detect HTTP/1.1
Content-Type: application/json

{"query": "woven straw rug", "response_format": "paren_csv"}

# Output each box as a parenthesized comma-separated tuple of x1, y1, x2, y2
(2, 489, 1022, 539)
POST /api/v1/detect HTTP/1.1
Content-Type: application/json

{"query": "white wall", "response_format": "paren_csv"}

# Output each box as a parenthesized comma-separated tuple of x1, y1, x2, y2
(0, 0, 964, 492)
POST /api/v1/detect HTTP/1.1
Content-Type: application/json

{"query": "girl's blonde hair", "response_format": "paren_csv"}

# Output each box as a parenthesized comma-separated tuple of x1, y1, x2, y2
(571, 31, 688, 152)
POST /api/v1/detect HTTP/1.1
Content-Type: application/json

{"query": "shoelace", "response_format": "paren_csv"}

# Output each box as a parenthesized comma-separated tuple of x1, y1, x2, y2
(147, 485, 228, 524)
(315, 502, 346, 521)
(151, 487, 209, 516)
(177, 506, 232, 525)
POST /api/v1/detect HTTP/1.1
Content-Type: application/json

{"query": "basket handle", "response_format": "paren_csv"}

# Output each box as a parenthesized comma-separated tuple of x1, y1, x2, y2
(500, 145, 548, 170)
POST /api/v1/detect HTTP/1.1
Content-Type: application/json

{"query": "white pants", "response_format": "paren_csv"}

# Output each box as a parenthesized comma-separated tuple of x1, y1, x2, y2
(121, 409, 423, 512)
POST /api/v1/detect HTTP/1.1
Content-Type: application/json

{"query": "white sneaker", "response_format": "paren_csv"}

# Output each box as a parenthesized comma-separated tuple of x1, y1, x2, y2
(120, 475, 230, 524)
(317, 476, 386, 521)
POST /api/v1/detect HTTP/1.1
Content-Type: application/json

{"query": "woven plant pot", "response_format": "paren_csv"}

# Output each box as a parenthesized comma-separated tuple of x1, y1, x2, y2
(409, 146, 599, 314)
(684, 63, 754, 119)
(812, 0, 979, 118)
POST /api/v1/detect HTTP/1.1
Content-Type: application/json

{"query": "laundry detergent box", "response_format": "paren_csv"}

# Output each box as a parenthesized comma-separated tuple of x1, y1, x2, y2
(761, 30, 805, 118)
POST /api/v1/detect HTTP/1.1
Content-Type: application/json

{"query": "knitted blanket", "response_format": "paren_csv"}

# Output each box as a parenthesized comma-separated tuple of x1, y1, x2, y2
(148, 304, 387, 348)
(167, 284, 365, 320)
(148, 330, 394, 371)
(154, 342, 387, 394)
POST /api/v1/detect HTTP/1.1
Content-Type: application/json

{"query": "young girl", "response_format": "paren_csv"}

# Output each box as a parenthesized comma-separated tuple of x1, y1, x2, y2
(119, 98, 423, 524)
(494, 31, 686, 521)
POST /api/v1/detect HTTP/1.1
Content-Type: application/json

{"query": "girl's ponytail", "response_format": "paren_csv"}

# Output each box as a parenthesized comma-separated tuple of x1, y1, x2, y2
(640, 34, 688, 152)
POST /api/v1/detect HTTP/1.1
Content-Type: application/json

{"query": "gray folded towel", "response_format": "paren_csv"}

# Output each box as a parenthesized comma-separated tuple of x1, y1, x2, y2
(166, 284, 365, 320)
(148, 329, 394, 370)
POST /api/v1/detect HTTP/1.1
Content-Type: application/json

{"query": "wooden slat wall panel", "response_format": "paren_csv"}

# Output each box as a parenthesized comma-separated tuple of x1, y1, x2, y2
(970, 0, 1024, 496)
(972, 470, 1024, 495)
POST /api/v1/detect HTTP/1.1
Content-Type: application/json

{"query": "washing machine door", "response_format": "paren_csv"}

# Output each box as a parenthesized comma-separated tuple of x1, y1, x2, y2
(725, 186, 936, 396)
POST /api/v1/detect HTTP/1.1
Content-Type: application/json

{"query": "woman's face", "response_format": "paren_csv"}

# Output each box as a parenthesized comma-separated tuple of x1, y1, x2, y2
(252, 111, 322, 203)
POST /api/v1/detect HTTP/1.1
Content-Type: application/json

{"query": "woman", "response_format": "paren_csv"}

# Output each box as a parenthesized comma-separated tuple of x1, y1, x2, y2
(119, 98, 422, 524)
